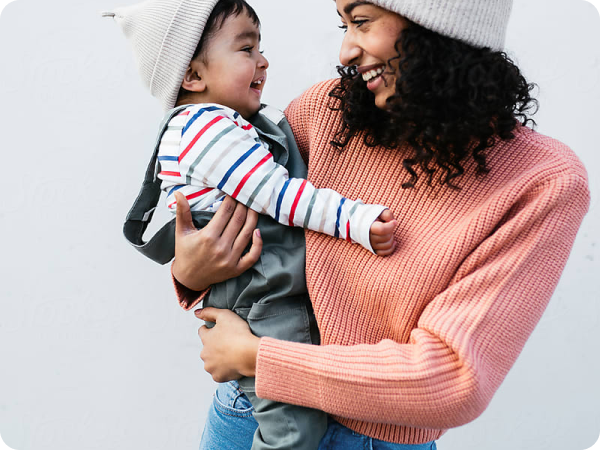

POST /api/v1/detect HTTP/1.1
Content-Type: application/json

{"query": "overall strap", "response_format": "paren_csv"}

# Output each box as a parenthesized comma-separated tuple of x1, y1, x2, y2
(123, 105, 190, 265)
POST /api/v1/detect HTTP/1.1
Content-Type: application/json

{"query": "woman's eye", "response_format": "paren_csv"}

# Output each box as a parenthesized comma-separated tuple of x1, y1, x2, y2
(338, 19, 366, 32)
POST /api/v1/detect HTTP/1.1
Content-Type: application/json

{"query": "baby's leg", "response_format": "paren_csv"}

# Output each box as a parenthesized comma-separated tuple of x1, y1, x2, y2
(238, 376, 327, 450)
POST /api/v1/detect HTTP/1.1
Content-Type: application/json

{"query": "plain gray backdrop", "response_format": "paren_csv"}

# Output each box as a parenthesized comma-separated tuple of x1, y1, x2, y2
(0, 0, 598, 449)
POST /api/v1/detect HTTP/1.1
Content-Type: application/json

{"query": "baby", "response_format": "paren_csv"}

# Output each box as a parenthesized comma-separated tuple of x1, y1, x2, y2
(106, 0, 396, 449)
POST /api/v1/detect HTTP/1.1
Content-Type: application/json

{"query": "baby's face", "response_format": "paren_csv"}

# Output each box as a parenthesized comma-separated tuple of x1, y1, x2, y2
(197, 13, 269, 119)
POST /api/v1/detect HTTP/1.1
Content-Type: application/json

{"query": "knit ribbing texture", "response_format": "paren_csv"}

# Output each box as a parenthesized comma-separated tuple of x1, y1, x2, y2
(251, 79, 590, 444)
(370, 0, 513, 50)
(104, 0, 219, 111)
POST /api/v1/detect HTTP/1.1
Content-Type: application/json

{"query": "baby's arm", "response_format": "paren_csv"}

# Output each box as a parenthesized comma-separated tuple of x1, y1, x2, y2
(169, 106, 391, 254)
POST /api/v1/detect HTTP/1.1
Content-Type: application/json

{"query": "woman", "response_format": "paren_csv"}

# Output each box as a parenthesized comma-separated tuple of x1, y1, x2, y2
(173, 0, 590, 448)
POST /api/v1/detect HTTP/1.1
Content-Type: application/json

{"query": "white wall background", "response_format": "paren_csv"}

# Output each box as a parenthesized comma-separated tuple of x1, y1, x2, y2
(0, 0, 598, 449)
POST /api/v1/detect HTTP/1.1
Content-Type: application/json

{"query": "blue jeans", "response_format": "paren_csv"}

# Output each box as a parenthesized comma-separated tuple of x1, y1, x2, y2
(199, 381, 437, 450)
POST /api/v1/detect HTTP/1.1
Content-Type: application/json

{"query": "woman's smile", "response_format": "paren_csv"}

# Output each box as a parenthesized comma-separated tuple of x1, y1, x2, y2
(357, 64, 386, 91)
(336, 0, 410, 109)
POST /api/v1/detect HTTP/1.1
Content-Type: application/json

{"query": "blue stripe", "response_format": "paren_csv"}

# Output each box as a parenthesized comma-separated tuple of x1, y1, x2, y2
(335, 198, 346, 239)
(217, 143, 261, 190)
(167, 185, 186, 196)
(182, 106, 221, 136)
(158, 156, 178, 162)
(275, 179, 291, 223)
(233, 112, 240, 120)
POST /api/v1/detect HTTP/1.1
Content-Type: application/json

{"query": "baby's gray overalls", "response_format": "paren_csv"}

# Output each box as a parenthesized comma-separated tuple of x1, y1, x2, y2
(124, 105, 326, 450)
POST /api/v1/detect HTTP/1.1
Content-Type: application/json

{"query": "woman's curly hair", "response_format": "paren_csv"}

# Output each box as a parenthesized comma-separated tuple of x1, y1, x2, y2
(329, 21, 539, 188)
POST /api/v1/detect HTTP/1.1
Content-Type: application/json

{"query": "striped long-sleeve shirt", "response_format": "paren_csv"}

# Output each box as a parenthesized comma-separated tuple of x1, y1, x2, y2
(157, 103, 387, 253)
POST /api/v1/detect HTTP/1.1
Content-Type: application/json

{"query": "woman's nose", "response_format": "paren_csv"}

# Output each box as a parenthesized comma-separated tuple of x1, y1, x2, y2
(339, 31, 361, 66)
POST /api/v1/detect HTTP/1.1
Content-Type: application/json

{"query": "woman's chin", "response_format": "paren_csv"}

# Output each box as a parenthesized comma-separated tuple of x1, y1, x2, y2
(374, 95, 393, 110)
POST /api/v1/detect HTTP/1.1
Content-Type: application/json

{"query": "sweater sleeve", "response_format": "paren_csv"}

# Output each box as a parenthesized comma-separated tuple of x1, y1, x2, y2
(255, 167, 590, 430)
(165, 105, 386, 253)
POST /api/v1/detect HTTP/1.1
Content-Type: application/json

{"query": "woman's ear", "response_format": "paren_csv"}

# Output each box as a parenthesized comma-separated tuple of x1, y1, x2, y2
(181, 63, 207, 93)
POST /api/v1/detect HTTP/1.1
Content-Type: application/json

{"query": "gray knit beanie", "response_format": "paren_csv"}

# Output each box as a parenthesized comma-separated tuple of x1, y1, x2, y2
(103, 0, 220, 111)
(369, 0, 513, 51)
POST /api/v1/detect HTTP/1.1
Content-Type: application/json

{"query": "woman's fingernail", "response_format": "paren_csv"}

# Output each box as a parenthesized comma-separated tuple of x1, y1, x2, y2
(255, 229, 261, 238)
(194, 309, 203, 315)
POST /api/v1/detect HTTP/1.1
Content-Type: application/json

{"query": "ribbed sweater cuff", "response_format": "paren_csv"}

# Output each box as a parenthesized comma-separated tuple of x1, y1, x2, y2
(255, 337, 323, 411)
(170, 264, 210, 311)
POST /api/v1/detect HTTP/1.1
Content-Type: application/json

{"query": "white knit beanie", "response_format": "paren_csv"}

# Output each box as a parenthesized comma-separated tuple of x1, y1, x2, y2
(103, 0, 220, 111)
(370, 0, 513, 51)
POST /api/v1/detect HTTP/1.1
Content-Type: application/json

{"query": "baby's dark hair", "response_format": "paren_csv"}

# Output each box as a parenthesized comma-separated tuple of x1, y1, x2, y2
(194, 0, 260, 62)
(329, 21, 539, 189)
(178, 0, 260, 100)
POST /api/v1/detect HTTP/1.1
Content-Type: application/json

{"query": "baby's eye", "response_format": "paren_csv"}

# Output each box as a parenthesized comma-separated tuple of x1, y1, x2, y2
(242, 46, 253, 53)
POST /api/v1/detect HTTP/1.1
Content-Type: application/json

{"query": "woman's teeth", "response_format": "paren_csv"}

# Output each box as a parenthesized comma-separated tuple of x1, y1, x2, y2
(362, 67, 384, 82)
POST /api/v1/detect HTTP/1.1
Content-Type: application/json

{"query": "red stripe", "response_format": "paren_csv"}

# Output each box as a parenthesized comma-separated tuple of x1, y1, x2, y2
(242, 124, 253, 131)
(160, 171, 181, 177)
(346, 221, 351, 242)
(178, 111, 190, 116)
(186, 187, 213, 201)
(232, 153, 273, 199)
(179, 116, 224, 162)
(289, 180, 307, 226)
(168, 188, 213, 208)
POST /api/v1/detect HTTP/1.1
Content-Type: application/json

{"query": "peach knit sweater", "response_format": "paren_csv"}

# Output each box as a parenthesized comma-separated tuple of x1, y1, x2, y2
(176, 79, 589, 445)
(253, 80, 589, 444)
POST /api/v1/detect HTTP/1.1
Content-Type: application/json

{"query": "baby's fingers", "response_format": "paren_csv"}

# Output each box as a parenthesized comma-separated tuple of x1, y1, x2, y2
(370, 219, 397, 237)
(370, 232, 394, 244)
(378, 209, 395, 223)
(373, 236, 397, 256)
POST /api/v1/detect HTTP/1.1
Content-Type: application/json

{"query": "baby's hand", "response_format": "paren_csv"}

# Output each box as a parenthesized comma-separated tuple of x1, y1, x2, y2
(370, 209, 397, 256)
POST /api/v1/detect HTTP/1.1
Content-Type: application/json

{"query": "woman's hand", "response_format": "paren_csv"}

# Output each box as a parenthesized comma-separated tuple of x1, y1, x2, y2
(172, 192, 263, 291)
(196, 307, 260, 382)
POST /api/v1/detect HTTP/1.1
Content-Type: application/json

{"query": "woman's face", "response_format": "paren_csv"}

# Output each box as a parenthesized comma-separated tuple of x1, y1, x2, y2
(336, 0, 409, 109)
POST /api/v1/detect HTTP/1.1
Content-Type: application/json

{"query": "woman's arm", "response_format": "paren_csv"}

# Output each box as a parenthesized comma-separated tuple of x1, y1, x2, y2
(252, 169, 589, 430)
(196, 166, 590, 430)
